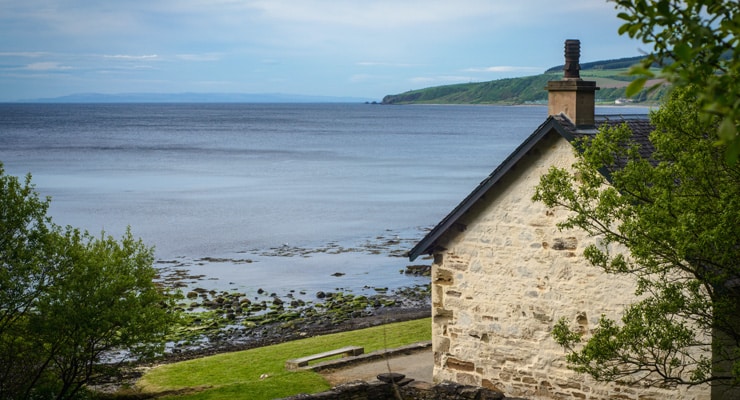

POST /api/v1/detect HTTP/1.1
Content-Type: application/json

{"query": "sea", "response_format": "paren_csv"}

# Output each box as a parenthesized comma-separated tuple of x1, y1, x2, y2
(0, 103, 649, 300)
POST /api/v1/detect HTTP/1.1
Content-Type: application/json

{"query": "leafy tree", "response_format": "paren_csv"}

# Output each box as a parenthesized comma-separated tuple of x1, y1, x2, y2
(613, 0, 740, 161)
(533, 87, 740, 388)
(0, 165, 59, 397)
(0, 163, 174, 399)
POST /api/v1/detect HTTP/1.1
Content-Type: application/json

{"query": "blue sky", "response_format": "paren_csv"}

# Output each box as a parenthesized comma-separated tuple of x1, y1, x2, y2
(0, 1, 647, 102)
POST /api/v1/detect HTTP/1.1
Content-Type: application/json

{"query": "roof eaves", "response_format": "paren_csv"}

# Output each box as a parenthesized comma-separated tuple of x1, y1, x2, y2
(408, 115, 570, 261)
(407, 113, 653, 262)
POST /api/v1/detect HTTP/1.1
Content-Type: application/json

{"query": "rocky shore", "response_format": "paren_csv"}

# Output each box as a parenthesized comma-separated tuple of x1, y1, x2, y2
(161, 277, 431, 363)
(150, 230, 434, 362)
(91, 232, 434, 394)
(92, 271, 431, 395)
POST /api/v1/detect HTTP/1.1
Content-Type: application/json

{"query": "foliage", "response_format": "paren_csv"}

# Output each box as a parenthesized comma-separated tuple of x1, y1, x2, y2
(0, 163, 174, 399)
(137, 317, 431, 400)
(381, 67, 664, 105)
(533, 87, 740, 386)
(613, 0, 740, 161)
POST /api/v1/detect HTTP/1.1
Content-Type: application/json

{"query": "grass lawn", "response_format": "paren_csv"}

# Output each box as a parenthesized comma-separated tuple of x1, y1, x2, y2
(135, 317, 431, 400)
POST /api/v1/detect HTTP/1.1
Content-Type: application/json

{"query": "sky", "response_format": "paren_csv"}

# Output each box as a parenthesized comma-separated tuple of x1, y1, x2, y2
(0, 0, 649, 102)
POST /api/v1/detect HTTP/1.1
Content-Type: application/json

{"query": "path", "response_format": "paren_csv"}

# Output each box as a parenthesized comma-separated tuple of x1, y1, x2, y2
(319, 349, 433, 386)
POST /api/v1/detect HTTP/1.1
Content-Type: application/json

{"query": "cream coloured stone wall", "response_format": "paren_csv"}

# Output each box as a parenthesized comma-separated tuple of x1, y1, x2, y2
(430, 131, 711, 399)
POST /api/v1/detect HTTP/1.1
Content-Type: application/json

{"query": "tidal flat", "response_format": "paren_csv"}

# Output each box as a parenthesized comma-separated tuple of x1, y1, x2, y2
(152, 229, 433, 361)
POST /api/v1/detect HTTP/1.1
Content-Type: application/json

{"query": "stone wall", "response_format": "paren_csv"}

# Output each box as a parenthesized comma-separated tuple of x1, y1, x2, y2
(280, 380, 517, 400)
(429, 132, 711, 399)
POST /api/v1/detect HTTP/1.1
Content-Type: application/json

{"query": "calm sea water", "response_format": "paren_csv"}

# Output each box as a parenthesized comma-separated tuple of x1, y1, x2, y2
(0, 103, 648, 297)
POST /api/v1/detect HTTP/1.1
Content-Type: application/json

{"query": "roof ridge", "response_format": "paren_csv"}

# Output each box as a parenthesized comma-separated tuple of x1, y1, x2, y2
(595, 113, 651, 119)
(408, 113, 655, 261)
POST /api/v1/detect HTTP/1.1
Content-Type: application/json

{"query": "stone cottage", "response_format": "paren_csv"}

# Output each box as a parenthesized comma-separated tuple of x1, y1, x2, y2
(408, 40, 712, 399)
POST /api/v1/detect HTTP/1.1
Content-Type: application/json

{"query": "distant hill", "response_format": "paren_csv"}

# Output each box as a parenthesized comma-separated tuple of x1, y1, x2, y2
(543, 55, 647, 73)
(382, 56, 668, 105)
(21, 92, 375, 104)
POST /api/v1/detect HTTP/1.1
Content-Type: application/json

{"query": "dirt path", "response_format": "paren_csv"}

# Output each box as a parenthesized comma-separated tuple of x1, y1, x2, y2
(320, 349, 433, 386)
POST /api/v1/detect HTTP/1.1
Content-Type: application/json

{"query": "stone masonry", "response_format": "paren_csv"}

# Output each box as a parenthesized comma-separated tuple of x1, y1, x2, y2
(427, 131, 711, 399)
(281, 380, 517, 400)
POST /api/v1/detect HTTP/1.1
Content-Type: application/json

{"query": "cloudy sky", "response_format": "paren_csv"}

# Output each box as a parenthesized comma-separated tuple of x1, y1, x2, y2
(0, 0, 648, 102)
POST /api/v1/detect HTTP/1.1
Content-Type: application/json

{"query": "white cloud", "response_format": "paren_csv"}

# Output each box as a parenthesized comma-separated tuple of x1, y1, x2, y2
(0, 52, 47, 58)
(245, 0, 615, 30)
(175, 54, 222, 62)
(246, 0, 497, 28)
(25, 62, 72, 71)
(104, 55, 159, 60)
(0, 0, 640, 100)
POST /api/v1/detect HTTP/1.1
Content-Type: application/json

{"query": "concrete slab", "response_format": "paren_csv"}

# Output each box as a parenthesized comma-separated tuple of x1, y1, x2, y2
(318, 348, 433, 386)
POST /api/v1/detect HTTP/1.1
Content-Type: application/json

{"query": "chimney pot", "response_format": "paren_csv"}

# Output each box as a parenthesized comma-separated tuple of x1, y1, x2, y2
(546, 39, 599, 126)
(563, 39, 581, 79)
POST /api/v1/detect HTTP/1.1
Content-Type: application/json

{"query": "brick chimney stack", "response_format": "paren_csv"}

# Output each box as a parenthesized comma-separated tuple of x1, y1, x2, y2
(546, 39, 599, 126)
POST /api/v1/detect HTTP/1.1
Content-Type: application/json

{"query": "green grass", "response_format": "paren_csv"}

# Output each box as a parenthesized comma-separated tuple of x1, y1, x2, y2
(136, 317, 431, 400)
(580, 67, 632, 79)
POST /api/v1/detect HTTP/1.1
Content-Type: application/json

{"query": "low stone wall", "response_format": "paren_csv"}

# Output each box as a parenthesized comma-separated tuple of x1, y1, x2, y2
(280, 380, 524, 400)
(301, 341, 431, 372)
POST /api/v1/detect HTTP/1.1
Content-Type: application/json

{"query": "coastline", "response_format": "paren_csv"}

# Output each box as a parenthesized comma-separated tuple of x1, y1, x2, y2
(150, 232, 434, 363)
(91, 279, 431, 394)
(162, 298, 431, 364)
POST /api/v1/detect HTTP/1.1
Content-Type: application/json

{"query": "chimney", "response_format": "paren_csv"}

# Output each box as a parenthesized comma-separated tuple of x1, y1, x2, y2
(546, 39, 599, 126)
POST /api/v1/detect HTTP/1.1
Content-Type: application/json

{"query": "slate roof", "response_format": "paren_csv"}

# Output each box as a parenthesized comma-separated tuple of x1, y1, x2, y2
(562, 113, 656, 161)
(407, 113, 654, 261)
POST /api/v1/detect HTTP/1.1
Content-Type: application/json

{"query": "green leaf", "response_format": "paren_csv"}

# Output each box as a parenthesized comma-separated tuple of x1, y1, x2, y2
(718, 116, 737, 141)
(616, 12, 634, 22)
(625, 77, 648, 97)
(618, 23, 631, 35)
(627, 22, 645, 37)
(627, 64, 655, 77)
(725, 140, 740, 164)
(673, 42, 691, 61)
(719, 117, 740, 163)
(656, 0, 670, 15)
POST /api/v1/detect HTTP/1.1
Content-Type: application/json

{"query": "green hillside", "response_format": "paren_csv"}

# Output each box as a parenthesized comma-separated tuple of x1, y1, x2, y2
(382, 56, 668, 105)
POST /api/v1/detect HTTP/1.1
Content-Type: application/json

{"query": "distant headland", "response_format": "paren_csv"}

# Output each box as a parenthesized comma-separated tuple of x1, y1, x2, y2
(381, 55, 668, 105)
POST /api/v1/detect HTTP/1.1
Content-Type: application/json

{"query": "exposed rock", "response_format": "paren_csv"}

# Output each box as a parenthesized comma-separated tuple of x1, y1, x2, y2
(405, 264, 432, 276)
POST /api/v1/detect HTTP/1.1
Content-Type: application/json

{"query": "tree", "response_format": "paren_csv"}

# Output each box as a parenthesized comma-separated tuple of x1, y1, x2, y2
(0, 164, 60, 398)
(0, 163, 174, 399)
(613, 0, 740, 162)
(533, 87, 740, 388)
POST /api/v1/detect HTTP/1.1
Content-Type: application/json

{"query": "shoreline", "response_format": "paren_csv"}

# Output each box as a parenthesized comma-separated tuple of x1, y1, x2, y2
(92, 230, 434, 394)
(160, 276, 432, 362)
(90, 285, 431, 394)
(150, 233, 434, 362)
(153, 228, 431, 297)
(163, 302, 431, 364)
